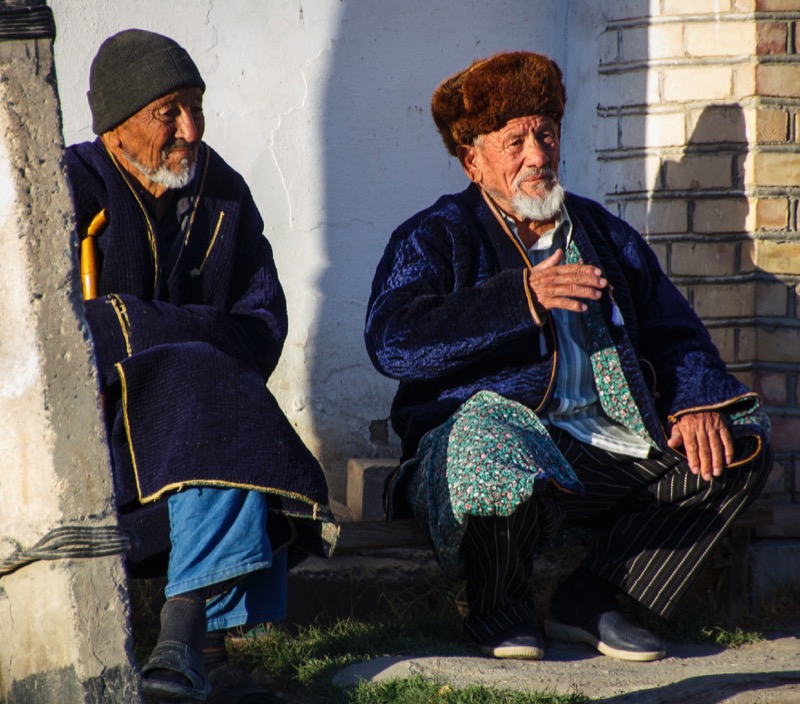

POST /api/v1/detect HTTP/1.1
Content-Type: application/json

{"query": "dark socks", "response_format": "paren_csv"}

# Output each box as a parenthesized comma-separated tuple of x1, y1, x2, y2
(551, 567, 620, 625)
(157, 591, 207, 649)
(146, 590, 207, 686)
(203, 630, 230, 672)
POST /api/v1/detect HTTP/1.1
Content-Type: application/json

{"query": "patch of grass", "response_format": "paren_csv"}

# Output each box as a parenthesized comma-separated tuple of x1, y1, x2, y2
(698, 625, 763, 648)
(228, 596, 474, 702)
(348, 675, 589, 704)
(227, 594, 588, 703)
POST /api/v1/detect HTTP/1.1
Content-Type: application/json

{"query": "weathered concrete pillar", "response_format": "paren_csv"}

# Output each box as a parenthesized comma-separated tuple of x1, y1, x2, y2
(0, 1, 142, 701)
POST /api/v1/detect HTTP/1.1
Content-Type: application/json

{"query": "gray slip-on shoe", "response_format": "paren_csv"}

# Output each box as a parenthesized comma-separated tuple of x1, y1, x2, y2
(545, 610, 666, 662)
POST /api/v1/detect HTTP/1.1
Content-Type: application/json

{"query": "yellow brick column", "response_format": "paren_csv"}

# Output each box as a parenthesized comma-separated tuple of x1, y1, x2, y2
(598, 0, 800, 536)
(747, 0, 800, 534)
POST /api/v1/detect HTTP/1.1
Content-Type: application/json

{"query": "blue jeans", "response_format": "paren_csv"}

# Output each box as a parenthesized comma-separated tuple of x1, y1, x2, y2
(165, 487, 287, 631)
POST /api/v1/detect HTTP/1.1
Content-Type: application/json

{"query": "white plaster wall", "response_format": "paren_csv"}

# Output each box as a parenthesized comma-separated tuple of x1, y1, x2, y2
(49, 0, 606, 498)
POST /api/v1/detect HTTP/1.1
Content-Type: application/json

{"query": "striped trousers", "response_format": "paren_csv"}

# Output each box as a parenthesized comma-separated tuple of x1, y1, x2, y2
(460, 426, 772, 642)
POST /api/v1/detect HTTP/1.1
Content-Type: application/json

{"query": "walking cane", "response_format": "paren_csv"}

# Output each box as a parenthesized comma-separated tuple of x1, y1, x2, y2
(80, 208, 109, 420)
(80, 208, 107, 300)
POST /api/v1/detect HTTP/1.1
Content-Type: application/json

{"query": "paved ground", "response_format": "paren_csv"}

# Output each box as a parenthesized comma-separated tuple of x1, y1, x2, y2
(333, 622, 800, 703)
(291, 538, 800, 702)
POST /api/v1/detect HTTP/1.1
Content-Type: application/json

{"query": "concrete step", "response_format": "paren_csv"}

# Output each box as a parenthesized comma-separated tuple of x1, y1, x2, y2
(286, 547, 444, 626)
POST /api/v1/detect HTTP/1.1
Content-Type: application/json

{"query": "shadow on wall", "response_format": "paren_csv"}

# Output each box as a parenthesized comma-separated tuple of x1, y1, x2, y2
(648, 103, 751, 315)
(311, 2, 569, 494)
(650, 103, 800, 480)
(649, 103, 794, 429)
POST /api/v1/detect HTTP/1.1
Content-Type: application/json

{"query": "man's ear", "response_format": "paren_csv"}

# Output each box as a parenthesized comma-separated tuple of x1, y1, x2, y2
(457, 144, 482, 184)
(100, 128, 122, 150)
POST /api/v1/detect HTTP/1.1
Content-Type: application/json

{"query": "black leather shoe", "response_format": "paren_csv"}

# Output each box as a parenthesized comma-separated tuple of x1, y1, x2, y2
(478, 622, 545, 660)
(545, 610, 666, 662)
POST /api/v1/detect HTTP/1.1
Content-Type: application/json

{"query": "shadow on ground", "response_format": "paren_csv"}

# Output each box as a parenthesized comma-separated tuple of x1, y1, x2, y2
(594, 670, 800, 704)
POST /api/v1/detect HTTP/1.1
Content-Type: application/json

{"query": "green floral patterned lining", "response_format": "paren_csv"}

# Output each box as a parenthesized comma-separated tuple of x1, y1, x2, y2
(404, 390, 582, 576)
(565, 240, 656, 448)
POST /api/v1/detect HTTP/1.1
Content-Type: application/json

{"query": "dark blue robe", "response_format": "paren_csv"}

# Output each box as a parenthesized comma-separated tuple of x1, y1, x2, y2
(66, 140, 335, 564)
(365, 184, 768, 514)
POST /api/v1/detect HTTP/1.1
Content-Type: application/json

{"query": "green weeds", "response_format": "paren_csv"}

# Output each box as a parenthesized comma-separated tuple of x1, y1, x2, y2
(131, 576, 800, 703)
(230, 618, 588, 704)
(347, 675, 589, 704)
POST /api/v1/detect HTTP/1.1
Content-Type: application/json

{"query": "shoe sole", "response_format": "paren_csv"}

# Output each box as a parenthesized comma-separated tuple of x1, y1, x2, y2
(544, 620, 666, 662)
(142, 680, 206, 701)
(479, 643, 545, 660)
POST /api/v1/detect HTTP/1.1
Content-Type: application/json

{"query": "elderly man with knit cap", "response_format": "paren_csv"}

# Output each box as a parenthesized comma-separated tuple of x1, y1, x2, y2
(65, 29, 335, 703)
(365, 52, 772, 662)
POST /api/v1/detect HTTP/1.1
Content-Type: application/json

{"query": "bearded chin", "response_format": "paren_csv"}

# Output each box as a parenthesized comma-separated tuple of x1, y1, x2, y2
(125, 151, 197, 190)
(512, 181, 565, 222)
(147, 158, 197, 190)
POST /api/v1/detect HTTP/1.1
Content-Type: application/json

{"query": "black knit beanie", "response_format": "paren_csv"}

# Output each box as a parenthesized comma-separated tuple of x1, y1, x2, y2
(88, 28, 206, 135)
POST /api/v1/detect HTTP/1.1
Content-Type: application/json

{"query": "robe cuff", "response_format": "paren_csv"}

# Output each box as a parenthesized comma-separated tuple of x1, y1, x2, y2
(667, 392, 769, 468)
(83, 294, 131, 386)
(667, 392, 762, 426)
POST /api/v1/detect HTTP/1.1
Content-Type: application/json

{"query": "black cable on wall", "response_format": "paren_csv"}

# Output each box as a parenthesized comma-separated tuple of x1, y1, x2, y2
(0, 4, 55, 40)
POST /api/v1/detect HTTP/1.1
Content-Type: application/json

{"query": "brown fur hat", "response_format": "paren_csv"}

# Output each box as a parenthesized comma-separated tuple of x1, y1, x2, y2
(431, 51, 566, 156)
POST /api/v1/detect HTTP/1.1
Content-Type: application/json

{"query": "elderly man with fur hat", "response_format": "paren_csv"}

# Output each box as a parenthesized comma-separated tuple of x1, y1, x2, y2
(365, 52, 772, 662)
(65, 29, 336, 703)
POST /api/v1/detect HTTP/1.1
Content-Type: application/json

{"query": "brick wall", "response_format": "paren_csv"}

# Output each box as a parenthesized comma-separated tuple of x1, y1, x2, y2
(598, 0, 800, 537)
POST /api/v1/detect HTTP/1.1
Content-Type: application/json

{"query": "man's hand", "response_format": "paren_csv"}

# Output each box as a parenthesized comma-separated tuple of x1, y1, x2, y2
(668, 411, 734, 481)
(528, 249, 608, 314)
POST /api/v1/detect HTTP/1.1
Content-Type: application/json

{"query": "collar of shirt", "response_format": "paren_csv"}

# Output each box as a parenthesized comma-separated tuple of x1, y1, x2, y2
(498, 204, 572, 258)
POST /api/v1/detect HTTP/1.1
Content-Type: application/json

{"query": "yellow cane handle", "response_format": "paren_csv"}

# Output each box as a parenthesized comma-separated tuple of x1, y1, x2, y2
(80, 209, 108, 300)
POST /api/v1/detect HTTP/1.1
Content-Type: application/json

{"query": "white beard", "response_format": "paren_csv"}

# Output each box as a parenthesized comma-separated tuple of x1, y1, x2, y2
(125, 151, 197, 190)
(512, 179, 565, 222)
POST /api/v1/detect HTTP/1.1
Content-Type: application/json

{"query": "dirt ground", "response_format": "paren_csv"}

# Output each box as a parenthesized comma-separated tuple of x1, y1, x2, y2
(333, 621, 800, 703)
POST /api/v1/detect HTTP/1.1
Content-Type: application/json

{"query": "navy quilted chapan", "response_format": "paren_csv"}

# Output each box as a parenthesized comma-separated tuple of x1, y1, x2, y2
(365, 184, 768, 469)
(65, 140, 333, 535)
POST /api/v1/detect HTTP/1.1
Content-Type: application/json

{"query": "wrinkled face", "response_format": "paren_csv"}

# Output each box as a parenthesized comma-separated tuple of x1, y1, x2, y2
(458, 114, 562, 221)
(107, 86, 205, 190)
